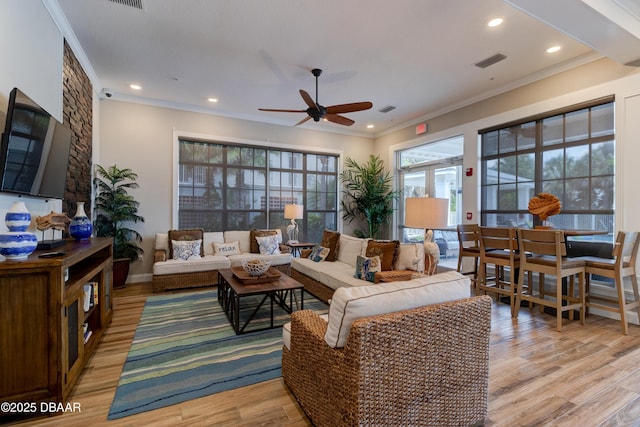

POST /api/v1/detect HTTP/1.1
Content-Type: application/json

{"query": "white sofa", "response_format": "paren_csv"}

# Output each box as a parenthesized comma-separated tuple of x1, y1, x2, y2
(291, 233, 461, 302)
(152, 229, 293, 292)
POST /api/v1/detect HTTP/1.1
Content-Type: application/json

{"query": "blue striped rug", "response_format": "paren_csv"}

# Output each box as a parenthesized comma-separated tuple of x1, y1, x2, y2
(108, 289, 326, 420)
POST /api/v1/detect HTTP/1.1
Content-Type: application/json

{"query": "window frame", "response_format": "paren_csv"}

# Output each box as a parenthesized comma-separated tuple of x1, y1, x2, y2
(479, 96, 615, 236)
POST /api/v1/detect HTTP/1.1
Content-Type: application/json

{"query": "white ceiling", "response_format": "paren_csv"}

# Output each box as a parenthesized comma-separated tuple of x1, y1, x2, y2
(52, 0, 640, 137)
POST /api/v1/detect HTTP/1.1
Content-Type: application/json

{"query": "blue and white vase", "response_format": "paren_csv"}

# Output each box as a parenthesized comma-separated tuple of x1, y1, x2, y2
(69, 201, 93, 240)
(5, 201, 31, 232)
(0, 201, 38, 260)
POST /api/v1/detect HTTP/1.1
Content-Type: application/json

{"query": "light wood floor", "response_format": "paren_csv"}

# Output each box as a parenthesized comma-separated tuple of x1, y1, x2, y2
(11, 282, 640, 427)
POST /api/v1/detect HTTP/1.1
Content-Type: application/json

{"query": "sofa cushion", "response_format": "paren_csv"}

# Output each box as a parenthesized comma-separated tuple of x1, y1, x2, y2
(256, 234, 281, 255)
(153, 254, 230, 275)
(250, 229, 278, 253)
(227, 252, 292, 267)
(366, 240, 400, 271)
(394, 242, 425, 272)
(336, 234, 367, 267)
(224, 230, 251, 252)
(168, 228, 204, 259)
(292, 257, 376, 291)
(324, 270, 471, 348)
(203, 232, 225, 256)
(321, 229, 340, 261)
(213, 240, 241, 256)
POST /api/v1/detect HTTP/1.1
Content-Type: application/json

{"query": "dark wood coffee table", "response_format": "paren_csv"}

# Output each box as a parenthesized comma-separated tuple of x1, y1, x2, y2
(217, 268, 304, 334)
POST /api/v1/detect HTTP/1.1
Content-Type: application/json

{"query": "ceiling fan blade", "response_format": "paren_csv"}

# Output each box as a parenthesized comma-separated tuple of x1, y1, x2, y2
(299, 90, 317, 109)
(325, 114, 355, 126)
(294, 116, 312, 126)
(326, 101, 373, 114)
(258, 108, 306, 113)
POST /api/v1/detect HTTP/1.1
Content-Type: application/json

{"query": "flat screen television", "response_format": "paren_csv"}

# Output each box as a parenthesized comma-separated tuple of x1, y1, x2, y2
(0, 88, 71, 199)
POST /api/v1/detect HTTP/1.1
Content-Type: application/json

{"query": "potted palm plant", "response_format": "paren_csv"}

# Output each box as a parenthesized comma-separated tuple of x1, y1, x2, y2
(340, 154, 401, 239)
(93, 164, 144, 288)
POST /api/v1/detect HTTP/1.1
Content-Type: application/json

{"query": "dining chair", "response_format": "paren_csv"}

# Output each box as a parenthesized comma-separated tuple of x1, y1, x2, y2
(457, 224, 481, 288)
(583, 231, 640, 335)
(478, 227, 531, 316)
(513, 228, 586, 332)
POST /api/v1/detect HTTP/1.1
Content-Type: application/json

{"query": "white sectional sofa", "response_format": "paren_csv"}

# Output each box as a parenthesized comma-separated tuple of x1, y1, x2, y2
(290, 232, 463, 302)
(152, 229, 293, 292)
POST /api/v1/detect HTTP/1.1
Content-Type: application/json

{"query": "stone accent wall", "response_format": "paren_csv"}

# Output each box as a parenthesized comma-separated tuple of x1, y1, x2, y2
(62, 39, 92, 216)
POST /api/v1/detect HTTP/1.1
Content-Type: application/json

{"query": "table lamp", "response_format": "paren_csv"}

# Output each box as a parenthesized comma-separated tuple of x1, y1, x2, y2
(284, 204, 304, 243)
(404, 197, 449, 274)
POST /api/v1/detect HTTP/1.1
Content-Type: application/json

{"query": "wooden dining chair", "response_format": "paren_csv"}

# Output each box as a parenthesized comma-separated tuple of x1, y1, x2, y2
(513, 228, 586, 332)
(478, 227, 530, 316)
(457, 224, 481, 288)
(583, 231, 640, 335)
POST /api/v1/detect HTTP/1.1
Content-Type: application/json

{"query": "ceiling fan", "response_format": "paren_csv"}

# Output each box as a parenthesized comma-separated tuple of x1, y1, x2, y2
(259, 68, 372, 126)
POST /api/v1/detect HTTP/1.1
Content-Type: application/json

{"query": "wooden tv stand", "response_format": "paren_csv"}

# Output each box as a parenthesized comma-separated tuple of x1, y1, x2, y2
(0, 238, 113, 419)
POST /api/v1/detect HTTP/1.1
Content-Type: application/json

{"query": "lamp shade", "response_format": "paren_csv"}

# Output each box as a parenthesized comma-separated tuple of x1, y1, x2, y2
(404, 197, 449, 230)
(284, 204, 304, 219)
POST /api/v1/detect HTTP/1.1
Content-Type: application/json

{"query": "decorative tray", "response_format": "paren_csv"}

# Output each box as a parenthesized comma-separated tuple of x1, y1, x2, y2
(231, 266, 282, 284)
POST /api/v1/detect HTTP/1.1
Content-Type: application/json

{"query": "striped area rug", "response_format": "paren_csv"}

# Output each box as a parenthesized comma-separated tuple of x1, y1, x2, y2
(108, 289, 326, 420)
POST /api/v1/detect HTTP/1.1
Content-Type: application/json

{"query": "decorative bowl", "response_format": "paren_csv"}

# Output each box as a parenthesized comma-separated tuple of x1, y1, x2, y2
(241, 259, 272, 276)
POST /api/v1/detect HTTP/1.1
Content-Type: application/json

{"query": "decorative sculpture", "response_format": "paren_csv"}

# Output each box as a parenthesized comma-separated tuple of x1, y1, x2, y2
(35, 211, 71, 231)
(528, 193, 561, 223)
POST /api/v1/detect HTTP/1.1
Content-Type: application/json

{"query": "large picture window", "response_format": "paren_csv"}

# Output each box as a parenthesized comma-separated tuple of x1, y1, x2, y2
(177, 139, 338, 243)
(480, 98, 614, 240)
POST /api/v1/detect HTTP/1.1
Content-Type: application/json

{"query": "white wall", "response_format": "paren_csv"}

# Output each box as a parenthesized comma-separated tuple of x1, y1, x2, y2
(99, 101, 374, 281)
(0, 1, 65, 238)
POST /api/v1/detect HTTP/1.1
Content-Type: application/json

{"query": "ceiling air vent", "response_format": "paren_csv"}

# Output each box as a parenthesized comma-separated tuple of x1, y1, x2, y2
(378, 105, 396, 113)
(475, 53, 507, 69)
(107, 0, 144, 10)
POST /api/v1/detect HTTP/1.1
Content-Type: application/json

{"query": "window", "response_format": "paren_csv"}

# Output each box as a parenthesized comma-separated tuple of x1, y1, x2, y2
(480, 98, 614, 240)
(178, 139, 338, 242)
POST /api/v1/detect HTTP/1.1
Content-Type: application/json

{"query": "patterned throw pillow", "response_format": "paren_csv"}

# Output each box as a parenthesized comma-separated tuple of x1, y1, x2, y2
(168, 228, 204, 259)
(172, 239, 202, 260)
(250, 229, 278, 253)
(213, 240, 241, 256)
(309, 245, 330, 262)
(354, 255, 381, 282)
(256, 234, 281, 255)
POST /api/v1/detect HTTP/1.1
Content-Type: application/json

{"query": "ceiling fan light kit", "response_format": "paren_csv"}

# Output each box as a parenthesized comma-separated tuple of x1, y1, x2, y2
(259, 68, 372, 126)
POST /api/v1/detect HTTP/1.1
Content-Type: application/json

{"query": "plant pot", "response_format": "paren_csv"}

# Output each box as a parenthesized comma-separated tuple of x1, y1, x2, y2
(113, 258, 130, 289)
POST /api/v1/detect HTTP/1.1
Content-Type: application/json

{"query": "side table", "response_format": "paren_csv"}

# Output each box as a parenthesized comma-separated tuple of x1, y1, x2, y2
(285, 242, 316, 257)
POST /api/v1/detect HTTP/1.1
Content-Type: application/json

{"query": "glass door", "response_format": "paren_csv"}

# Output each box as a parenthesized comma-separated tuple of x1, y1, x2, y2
(397, 135, 464, 268)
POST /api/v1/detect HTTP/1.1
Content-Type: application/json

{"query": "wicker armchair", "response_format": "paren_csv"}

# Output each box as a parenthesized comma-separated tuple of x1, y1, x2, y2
(282, 295, 492, 427)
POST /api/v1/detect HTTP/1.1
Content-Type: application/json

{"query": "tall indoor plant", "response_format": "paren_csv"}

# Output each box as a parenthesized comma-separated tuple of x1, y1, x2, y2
(93, 164, 144, 288)
(340, 154, 401, 239)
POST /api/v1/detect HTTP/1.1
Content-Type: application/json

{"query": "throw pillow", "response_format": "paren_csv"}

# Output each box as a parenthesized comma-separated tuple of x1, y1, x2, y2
(213, 240, 241, 256)
(256, 234, 281, 255)
(366, 240, 400, 271)
(321, 229, 340, 262)
(354, 255, 381, 282)
(394, 243, 422, 271)
(168, 228, 204, 259)
(250, 229, 278, 253)
(309, 245, 330, 262)
(300, 248, 313, 258)
(171, 239, 202, 260)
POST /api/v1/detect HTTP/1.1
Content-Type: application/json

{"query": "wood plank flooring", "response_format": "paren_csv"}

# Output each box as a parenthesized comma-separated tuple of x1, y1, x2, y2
(10, 282, 640, 426)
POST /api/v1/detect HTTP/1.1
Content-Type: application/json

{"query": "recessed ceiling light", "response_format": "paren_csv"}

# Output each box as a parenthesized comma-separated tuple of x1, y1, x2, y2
(488, 18, 503, 27)
(367, 124, 374, 129)
(546, 46, 561, 53)
(208, 97, 218, 103)
(130, 84, 141, 90)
